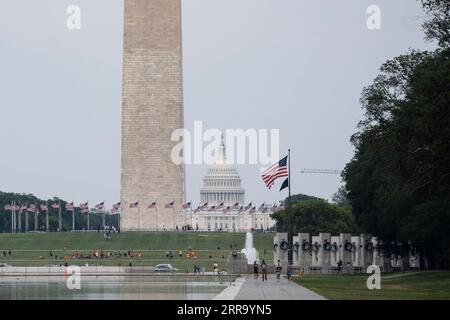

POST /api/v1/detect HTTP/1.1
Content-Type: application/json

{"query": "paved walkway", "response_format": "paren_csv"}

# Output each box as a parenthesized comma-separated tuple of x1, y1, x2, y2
(235, 275, 325, 300)
(216, 275, 326, 300)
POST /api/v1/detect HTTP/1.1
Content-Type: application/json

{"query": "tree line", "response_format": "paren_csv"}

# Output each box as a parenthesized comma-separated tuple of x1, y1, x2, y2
(272, 0, 450, 269)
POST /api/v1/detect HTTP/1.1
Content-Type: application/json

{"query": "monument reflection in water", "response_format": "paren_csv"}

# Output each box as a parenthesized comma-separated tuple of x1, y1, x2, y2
(0, 275, 229, 300)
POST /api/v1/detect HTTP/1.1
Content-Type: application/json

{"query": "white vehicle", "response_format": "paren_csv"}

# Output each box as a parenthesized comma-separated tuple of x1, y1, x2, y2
(153, 264, 178, 272)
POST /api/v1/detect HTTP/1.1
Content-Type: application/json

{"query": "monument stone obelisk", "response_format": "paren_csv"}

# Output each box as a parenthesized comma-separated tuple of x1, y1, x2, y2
(121, 0, 185, 231)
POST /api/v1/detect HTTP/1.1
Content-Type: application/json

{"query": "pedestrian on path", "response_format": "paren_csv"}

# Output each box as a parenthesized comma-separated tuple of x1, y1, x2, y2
(253, 261, 259, 280)
(260, 259, 267, 282)
(276, 260, 282, 282)
(287, 264, 293, 282)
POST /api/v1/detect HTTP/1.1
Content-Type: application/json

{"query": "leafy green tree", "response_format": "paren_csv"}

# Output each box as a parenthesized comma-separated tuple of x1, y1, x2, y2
(272, 198, 357, 235)
(343, 1, 450, 268)
(421, 0, 450, 48)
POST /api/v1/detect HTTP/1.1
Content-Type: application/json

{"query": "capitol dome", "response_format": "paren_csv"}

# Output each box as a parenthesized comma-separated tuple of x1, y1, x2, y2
(200, 135, 245, 205)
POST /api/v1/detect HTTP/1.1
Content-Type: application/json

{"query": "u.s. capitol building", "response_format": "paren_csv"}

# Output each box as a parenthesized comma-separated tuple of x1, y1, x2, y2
(186, 137, 278, 232)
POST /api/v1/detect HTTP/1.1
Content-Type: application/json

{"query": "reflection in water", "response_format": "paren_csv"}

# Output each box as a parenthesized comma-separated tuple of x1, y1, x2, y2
(0, 275, 230, 300)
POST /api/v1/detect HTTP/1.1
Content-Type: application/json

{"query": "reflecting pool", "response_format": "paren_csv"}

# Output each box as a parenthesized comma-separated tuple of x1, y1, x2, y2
(0, 275, 234, 300)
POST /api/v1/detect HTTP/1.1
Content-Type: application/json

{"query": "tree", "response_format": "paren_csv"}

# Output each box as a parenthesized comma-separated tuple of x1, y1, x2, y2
(271, 198, 357, 235)
(421, 0, 450, 48)
(332, 185, 351, 208)
(343, 1, 450, 267)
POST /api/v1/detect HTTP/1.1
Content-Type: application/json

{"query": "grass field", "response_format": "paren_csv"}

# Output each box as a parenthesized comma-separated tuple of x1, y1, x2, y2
(293, 271, 450, 300)
(0, 232, 274, 271)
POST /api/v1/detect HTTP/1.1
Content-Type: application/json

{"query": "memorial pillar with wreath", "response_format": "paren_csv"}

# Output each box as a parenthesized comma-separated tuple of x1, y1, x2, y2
(273, 233, 289, 269)
(361, 234, 373, 269)
(298, 233, 311, 274)
(319, 233, 331, 273)
(339, 233, 353, 273)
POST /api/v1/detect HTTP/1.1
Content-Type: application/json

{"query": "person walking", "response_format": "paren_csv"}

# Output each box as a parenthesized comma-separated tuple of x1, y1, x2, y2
(253, 261, 259, 280)
(260, 259, 267, 282)
(287, 264, 294, 282)
(276, 261, 282, 282)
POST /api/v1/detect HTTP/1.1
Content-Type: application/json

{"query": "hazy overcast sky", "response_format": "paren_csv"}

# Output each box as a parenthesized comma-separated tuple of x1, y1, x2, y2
(0, 0, 435, 207)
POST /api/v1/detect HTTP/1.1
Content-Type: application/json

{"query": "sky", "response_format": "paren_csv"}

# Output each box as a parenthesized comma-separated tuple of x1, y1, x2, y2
(0, 0, 436, 208)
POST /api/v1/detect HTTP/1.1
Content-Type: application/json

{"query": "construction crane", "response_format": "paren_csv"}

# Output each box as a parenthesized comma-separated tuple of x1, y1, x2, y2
(300, 169, 341, 175)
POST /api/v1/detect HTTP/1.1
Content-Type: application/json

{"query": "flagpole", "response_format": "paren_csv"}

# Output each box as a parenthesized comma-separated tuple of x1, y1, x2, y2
(288, 148, 293, 265)
(118, 205, 121, 231)
(87, 208, 90, 231)
(46, 201, 49, 232)
(137, 206, 140, 231)
(34, 206, 38, 232)
(11, 201, 14, 234)
(18, 204, 22, 232)
(72, 207, 75, 231)
(58, 201, 62, 232)
(25, 204, 29, 233)
(155, 207, 158, 232)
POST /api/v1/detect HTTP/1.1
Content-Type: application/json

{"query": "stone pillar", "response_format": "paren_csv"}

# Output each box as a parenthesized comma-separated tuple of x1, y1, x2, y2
(319, 233, 331, 273)
(311, 235, 320, 267)
(330, 236, 340, 271)
(274, 233, 289, 269)
(351, 235, 362, 271)
(293, 235, 300, 266)
(360, 234, 373, 270)
(298, 233, 311, 274)
(339, 233, 352, 273)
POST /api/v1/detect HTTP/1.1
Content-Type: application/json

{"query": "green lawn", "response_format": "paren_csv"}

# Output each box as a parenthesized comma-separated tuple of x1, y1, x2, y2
(0, 232, 274, 271)
(294, 271, 450, 300)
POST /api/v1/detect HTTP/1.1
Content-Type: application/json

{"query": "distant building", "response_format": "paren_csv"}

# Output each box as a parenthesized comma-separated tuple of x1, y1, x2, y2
(187, 136, 277, 232)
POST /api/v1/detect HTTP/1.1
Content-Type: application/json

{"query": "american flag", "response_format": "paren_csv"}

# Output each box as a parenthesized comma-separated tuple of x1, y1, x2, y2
(223, 206, 230, 213)
(95, 202, 105, 212)
(262, 207, 268, 213)
(40, 204, 48, 212)
(182, 202, 191, 210)
(194, 206, 200, 213)
(261, 155, 288, 189)
(112, 202, 121, 213)
(273, 202, 285, 213)
(244, 202, 252, 211)
(148, 202, 156, 209)
(249, 206, 256, 214)
(165, 202, 174, 209)
(200, 202, 208, 210)
(217, 202, 224, 210)
(51, 203, 60, 209)
(231, 202, 239, 210)
(27, 204, 37, 213)
(208, 205, 216, 212)
(238, 206, 244, 213)
(65, 202, 74, 211)
(80, 208, 89, 214)
(258, 202, 266, 211)
(79, 202, 89, 210)
(129, 202, 139, 208)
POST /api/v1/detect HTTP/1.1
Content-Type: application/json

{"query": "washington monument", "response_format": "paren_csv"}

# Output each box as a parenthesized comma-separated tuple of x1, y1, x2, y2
(121, 0, 185, 231)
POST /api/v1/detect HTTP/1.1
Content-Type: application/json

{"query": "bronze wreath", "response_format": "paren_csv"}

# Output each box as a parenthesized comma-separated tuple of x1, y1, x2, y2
(302, 241, 311, 251)
(280, 240, 289, 251)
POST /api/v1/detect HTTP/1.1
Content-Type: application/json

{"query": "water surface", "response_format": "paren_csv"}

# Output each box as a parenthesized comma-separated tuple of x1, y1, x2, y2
(0, 275, 231, 300)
